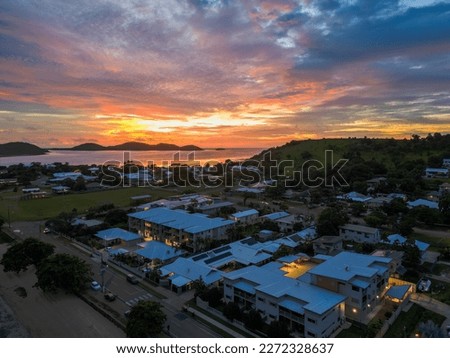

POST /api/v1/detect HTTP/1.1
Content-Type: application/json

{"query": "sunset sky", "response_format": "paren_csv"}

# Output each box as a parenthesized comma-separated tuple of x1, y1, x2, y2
(1, 0, 450, 148)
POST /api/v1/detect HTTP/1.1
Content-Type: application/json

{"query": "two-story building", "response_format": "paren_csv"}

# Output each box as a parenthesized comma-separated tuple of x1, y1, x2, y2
(308, 252, 391, 323)
(223, 265, 346, 338)
(128, 208, 235, 252)
(339, 224, 381, 244)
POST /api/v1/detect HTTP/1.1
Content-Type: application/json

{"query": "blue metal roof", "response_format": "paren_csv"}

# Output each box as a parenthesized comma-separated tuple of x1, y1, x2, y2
(95, 228, 141, 242)
(263, 212, 290, 220)
(386, 234, 407, 245)
(279, 298, 305, 315)
(128, 208, 234, 234)
(170, 275, 192, 287)
(350, 279, 370, 289)
(231, 209, 259, 218)
(386, 285, 411, 300)
(234, 281, 256, 294)
(135, 240, 184, 261)
(308, 252, 391, 282)
(415, 240, 430, 252)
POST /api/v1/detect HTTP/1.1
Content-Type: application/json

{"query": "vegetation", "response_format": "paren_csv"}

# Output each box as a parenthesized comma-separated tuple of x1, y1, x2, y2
(317, 205, 349, 236)
(0, 238, 55, 273)
(34, 253, 92, 294)
(267, 320, 291, 338)
(126, 301, 166, 338)
(384, 304, 446, 338)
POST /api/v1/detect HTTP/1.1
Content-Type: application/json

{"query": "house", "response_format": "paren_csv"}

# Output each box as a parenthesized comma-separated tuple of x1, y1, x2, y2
(407, 199, 439, 210)
(425, 168, 449, 178)
(263, 211, 290, 221)
(229, 209, 259, 224)
(308, 252, 391, 322)
(95, 228, 142, 247)
(134, 240, 185, 265)
(274, 214, 301, 233)
(259, 230, 275, 240)
(196, 201, 234, 216)
(443, 158, 450, 168)
(22, 187, 40, 193)
(371, 249, 404, 276)
(128, 208, 235, 252)
(367, 196, 393, 208)
(313, 236, 343, 256)
(384, 234, 407, 246)
(51, 185, 70, 194)
(336, 191, 372, 203)
(72, 218, 103, 229)
(160, 257, 222, 293)
(339, 224, 381, 244)
(415, 240, 430, 254)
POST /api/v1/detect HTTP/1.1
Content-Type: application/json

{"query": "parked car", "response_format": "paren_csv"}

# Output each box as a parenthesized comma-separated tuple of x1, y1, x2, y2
(90, 281, 101, 291)
(104, 292, 116, 301)
(126, 274, 139, 284)
(43, 227, 51, 234)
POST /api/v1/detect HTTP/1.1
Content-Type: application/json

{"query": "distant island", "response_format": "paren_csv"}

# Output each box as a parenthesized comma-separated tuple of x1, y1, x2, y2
(0, 141, 203, 157)
(0, 142, 48, 157)
(66, 141, 203, 151)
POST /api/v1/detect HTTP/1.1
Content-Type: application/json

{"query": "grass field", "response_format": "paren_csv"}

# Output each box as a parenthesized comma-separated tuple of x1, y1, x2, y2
(0, 187, 175, 221)
(410, 232, 450, 251)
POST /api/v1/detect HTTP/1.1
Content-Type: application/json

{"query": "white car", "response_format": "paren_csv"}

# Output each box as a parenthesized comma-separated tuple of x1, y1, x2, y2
(90, 281, 101, 291)
(43, 228, 51, 234)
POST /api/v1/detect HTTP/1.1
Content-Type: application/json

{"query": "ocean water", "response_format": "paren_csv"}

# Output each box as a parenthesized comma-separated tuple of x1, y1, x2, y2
(0, 148, 264, 166)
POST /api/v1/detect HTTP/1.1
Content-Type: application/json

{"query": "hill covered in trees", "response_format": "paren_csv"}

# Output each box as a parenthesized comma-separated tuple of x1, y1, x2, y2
(0, 142, 48, 157)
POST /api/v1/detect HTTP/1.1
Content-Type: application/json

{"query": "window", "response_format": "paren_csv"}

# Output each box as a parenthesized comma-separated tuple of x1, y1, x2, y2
(269, 314, 276, 319)
(352, 285, 360, 292)
(225, 295, 232, 300)
(307, 318, 316, 324)
(257, 297, 265, 302)
(269, 301, 277, 307)
(351, 298, 359, 304)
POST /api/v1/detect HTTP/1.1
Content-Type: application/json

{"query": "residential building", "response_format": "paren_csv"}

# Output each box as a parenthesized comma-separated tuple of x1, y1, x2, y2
(95, 228, 142, 247)
(128, 208, 235, 252)
(339, 224, 381, 244)
(135, 240, 185, 265)
(443, 158, 450, 168)
(336, 191, 372, 203)
(160, 257, 222, 293)
(196, 201, 234, 216)
(223, 265, 346, 337)
(313, 236, 343, 256)
(308, 252, 391, 322)
(425, 167, 449, 178)
(229, 209, 259, 224)
(407, 198, 439, 210)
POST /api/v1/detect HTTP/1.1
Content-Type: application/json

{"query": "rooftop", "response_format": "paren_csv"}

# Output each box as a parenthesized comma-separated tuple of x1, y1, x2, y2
(160, 257, 222, 286)
(95, 228, 141, 242)
(340, 224, 379, 234)
(308, 251, 391, 282)
(263, 211, 290, 221)
(135, 240, 184, 261)
(231, 209, 259, 219)
(128, 207, 234, 234)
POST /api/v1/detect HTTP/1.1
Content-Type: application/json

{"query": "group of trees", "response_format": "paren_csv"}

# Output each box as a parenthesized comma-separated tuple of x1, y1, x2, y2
(0, 238, 91, 294)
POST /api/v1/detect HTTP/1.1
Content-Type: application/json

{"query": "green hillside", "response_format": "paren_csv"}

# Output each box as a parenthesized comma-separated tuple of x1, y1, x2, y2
(253, 137, 450, 170)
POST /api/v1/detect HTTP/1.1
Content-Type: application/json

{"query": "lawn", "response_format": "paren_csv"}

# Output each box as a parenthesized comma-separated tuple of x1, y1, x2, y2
(336, 324, 366, 338)
(0, 230, 15, 244)
(410, 232, 450, 251)
(0, 187, 174, 221)
(383, 304, 446, 338)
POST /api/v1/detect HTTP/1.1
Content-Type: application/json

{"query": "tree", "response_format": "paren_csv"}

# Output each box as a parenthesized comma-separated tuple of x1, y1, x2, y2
(0, 215, 4, 228)
(126, 301, 166, 338)
(364, 210, 387, 228)
(243, 309, 264, 331)
(1, 238, 55, 273)
(201, 286, 223, 308)
(267, 320, 291, 338)
(34, 253, 92, 294)
(350, 202, 366, 217)
(403, 244, 421, 269)
(223, 301, 241, 321)
(317, 206, 348, 236)
(104, 209, 128, 226)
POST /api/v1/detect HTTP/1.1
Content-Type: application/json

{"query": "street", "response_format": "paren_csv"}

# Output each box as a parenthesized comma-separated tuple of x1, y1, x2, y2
(5, 221, 220, 338)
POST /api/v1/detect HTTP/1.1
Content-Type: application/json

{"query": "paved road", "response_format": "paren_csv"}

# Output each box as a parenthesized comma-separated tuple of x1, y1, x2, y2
(6, 221, 220, 338)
